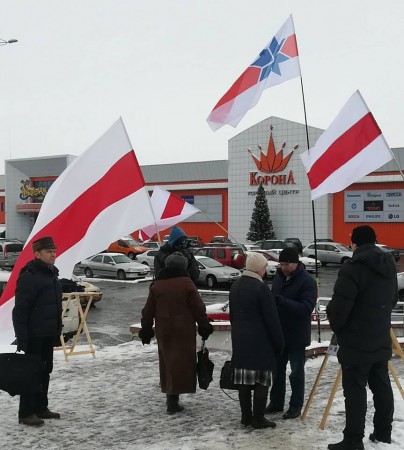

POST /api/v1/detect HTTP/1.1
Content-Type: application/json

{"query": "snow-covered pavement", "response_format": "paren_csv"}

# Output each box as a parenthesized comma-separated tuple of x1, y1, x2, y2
(0, 341, 403, 449)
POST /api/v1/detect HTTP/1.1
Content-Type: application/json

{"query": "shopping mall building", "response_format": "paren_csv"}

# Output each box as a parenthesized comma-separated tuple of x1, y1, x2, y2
(2, 116, 404, 248)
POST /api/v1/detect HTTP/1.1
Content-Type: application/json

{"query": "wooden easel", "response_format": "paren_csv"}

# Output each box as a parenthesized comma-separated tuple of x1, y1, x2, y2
(57, 292, 96, 361)
(301, 328, 404, 429)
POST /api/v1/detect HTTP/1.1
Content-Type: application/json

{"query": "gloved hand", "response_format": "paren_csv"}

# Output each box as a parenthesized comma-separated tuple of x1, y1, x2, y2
(16, 338, 28, 353)
(198, 323, 214, 340)
(138, 328, 155, 345)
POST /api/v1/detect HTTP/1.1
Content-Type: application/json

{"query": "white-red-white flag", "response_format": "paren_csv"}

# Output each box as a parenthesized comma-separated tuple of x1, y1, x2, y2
(0, 118, 155, 345)
(139, 186, 200, 240)
(300, 90, 393, 201)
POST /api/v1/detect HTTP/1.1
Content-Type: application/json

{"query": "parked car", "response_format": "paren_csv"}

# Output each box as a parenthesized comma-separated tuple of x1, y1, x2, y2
(79, 252, 150, 280)
(242, 243, 261, 251)
(195, 255, 241, 288)
(0, 269, 80, 341)
(254, 239, 296, 252)
(141, 242, 161, 249)
(396, 272, 404, 304)
(376, 244, 400, 262)
(253, 249, 320, 274)
(194, 246, 245, 270)
(210, 236, 232, 244)
(284, 237, 303, 253)
(310, 238, 334, 243)
(70, 274, 103, 306)
(302, 242, 353, 266)
(136, 249, 160, 270)
(0, 240, 24, 269)
(107, 236, 147, 259)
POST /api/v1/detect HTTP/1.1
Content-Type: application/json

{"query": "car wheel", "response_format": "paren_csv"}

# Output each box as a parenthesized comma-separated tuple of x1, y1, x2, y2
(321, 261, 327, 267)
(84, 268, 93, 278)
(117, 270, 126, 280)
(341, 257, 350, 264)
(127, 252, 135, 260)
(206, 275, 216, 288)
(141, 262, 149, 267)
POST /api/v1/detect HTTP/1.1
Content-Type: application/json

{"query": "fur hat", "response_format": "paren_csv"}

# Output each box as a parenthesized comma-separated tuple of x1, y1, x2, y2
(168, 226, 186, 246)
(32, 236, 57, 252)
(279, 247, 299, 263)
(245, 252, 268, 272)
(351, 225, 376, 246)
(165, 252, 188, 270)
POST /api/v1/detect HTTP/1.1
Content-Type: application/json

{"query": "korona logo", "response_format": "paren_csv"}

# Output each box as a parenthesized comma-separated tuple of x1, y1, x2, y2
(249, 125, 298, 186)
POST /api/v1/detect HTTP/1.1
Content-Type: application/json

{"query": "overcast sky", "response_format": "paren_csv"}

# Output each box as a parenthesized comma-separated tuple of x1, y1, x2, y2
(1, 0, 403, 173)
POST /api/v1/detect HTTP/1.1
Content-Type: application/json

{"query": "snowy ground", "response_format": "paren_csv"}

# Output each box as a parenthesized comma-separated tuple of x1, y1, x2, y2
(0, 341, 403, 450)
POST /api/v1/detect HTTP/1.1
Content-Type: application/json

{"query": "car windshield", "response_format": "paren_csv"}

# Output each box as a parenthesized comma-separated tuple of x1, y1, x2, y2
(336, 244, 351, 252)
(123, 238, 141, 246)
(198, 257, 224, 268)
(111, 255, 132, 264)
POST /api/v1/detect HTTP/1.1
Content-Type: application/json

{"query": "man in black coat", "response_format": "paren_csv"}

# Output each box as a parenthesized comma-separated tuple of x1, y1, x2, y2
(266, 247, 317, 420)
(12, 236, 63, 426)
(154, 226, 200, 283)
(327, 226, 398, 450)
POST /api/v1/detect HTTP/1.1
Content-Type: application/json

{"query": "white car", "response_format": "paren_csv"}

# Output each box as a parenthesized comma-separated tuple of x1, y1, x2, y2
(195, 255, 241, 288)
(136, 249, 159, 271)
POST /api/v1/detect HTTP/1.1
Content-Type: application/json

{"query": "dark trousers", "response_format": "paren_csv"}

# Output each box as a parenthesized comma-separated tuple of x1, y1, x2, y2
(270, 346, 306, 410)
(238, 383, 269, 418)
(341, 359, 394, 442)
(19, 337, 54, 419)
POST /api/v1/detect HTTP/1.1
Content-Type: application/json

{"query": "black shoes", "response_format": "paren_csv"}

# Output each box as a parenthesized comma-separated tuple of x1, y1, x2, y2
(369, 432, 391, 444)
(282, 408, 301, 420)
(251, 416, 277, 429)
(166, 395, 184, 414)
(37, 408, 61, 419)
(19, 414, 44, 426)
(265, 403, 284, 414)
(240, 414, 252, 426)
(327, 440, 364, 450)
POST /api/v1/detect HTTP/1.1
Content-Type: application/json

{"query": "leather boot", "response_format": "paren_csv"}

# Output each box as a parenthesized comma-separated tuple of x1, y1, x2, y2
(166, 394, 184, 414)
(252, 384, 276, 429)
(238, 385, 252, 426)
(327, 439, 364, 450)
(19, 414, 45, 426)
(37, 408, 61, 419)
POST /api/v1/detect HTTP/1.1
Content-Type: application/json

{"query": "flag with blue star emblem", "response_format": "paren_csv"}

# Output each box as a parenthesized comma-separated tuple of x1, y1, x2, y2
(207, 15, 300, 131)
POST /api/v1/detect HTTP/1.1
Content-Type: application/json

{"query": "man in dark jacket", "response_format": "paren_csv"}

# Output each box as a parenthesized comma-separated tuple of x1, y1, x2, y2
(266, 247, 317, 420)
(154, 226, 200, 283)
(326, 226, 398, 450)
(12, 236, 63, 426)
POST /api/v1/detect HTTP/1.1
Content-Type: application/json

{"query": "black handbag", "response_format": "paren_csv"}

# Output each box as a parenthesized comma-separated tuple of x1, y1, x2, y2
(196, 340, 214, 390)
(220, 360, 237, 390)
(0, 352, 43, 397)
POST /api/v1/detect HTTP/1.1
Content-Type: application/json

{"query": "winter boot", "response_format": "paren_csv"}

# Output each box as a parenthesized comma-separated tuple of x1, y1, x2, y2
(19, 414, 45, 426)
(37, 408, 61, 419)
(265, 402, 284, 414)
(327, 439, 364, 450)
(238, 385, 252, 426)
(369, 432, 391, 444)
(166, 394, 184, 414)
(251, 384, 276, 429)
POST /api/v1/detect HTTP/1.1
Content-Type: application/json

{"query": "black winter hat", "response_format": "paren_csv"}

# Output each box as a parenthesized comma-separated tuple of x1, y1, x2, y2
(351, 225, 376, 246)
(279, 247, 299, 263)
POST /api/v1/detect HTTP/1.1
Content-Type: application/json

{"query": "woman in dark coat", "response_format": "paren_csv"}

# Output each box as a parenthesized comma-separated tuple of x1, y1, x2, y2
(229, 252, 284, 429)
(139, 252, 213, 414)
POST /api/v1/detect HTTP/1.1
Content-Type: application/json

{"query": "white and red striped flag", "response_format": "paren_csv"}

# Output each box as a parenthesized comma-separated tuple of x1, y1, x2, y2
(0, 118, 155, 345)
(139, 186, 200, 241)
(300, 90, 393, 200)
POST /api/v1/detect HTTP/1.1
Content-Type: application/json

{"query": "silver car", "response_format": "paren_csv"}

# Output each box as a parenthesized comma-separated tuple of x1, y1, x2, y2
(136, 249, 159, 270)
(79, 252, 150, 280)
(195, 255, 241, 288)
(302, 242, 352, 266)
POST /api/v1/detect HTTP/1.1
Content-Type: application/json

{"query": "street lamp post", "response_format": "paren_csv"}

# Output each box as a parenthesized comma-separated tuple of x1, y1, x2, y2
(0, 38, 18, 46)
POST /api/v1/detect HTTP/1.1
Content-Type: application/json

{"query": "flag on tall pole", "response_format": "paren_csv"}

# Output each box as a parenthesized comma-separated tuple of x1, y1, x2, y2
(139, 186, 200, 241)
(0, 118, 155, 345)
(300, 90, 393, 201)
(207, 15, 300, 131)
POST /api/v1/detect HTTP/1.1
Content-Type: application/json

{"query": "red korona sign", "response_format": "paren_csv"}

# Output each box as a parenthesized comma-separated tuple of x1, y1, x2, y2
(248, 127, 298, 186)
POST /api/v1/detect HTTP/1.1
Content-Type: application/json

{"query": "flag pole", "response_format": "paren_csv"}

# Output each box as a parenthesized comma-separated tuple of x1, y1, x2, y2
(299, 76, 322, 343)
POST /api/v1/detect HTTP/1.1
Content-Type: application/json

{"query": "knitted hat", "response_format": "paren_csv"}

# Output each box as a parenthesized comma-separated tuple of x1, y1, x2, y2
(279, 247, 299, 263)
(351, 225, 376, 246)
(32, 236, 57, 252)
(245, 252, 268, 272)
(165, 252, 188, 270)
(168, 226, 186, 246)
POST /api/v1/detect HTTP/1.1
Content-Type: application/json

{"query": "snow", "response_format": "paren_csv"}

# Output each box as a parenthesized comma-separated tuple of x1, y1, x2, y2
(0, 341, 403, 449)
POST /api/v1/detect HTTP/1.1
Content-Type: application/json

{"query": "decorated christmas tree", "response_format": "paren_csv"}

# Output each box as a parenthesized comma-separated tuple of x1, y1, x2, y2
(246, 183, 276, 241)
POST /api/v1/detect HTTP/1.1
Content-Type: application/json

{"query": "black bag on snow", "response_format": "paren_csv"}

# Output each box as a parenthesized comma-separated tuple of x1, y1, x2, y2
(196, 340, 214, 390)
(0, 352, 42, 397)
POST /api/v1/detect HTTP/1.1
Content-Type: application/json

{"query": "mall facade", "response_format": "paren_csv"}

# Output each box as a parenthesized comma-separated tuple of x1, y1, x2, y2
(3, 117, 404, 249)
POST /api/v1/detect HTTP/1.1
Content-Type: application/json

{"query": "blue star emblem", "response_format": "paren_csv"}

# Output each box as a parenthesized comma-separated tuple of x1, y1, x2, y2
(251, 37, 289, 81)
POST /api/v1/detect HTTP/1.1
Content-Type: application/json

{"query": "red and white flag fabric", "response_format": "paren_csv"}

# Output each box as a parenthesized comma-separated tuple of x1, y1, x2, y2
(139, 186, 200, 241)
(0, 118, 155, 345)
(300, 90, 393, 201)
(207, 15, 300, 131)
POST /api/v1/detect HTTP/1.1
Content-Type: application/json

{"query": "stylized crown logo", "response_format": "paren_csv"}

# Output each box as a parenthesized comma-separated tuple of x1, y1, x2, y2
(248, 126, 298, 173)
